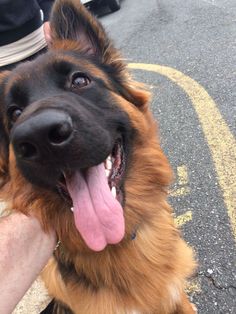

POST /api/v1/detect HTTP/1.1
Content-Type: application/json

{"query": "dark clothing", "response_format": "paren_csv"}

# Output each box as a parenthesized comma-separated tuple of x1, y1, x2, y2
(0, 0, 54, 46)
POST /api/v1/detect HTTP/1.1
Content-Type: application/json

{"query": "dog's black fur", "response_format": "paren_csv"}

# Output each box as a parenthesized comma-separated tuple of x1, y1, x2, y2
(2, 52, 133, 193)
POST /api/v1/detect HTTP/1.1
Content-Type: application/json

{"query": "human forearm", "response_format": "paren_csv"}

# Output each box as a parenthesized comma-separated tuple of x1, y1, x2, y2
(0, 213, 56, 314)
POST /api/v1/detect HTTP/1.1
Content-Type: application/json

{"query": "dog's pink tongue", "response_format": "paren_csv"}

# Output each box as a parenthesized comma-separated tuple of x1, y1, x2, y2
(66, 163, 125, 251)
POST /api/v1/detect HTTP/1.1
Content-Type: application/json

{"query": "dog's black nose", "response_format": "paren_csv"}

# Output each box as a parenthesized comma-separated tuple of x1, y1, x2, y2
(12, 110, 73, 161)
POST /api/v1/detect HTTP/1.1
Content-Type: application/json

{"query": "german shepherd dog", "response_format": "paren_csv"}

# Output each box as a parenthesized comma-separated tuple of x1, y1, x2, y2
(0, 0, 196, 313)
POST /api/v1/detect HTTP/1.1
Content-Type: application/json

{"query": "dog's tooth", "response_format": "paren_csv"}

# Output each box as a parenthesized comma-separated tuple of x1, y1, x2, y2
(70, 207, 74, 212)
(106, 159, 112, 170)
(105, 169, 110, 178)
(111, 186, 117, 198)
(105, 155, 112, 170)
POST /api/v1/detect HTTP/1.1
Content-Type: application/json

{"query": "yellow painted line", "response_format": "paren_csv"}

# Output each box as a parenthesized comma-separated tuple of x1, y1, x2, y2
(170, 165, 189, 196)
(174, 211, 192, 227)
(128, 63, 236, 239)
(170, 187, 190, 197)
(185, 278, 202, 294)
(177, 165, 188, 186)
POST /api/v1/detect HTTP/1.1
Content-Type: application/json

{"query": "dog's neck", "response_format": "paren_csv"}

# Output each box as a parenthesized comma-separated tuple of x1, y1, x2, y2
(53, 225, 139, 291)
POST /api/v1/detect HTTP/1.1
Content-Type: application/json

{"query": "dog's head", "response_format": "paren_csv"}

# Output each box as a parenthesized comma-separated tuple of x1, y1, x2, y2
(0, 0, 171, 252)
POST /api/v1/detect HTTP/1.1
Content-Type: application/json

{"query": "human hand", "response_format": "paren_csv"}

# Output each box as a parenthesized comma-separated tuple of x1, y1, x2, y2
(43, 22, 51, 45)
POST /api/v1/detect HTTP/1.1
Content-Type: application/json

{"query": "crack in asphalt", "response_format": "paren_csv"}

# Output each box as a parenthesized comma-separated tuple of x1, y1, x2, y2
(204, 274, 236, 291)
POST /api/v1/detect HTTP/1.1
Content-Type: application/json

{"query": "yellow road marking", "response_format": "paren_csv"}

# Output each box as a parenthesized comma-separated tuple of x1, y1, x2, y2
(128, 63, 236, 239)
(174, 210, 192, 227)
(185, 278, 202, 295)
(171, 165, 189, 196)
(177, 165, 188, 186)
(171, 187, 190, 197)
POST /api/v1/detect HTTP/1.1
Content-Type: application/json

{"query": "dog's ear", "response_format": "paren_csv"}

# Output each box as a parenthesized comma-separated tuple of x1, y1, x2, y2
(50, 0, 118, 61)
(0, 71, 10, 187)
(50, 0, 148, 108)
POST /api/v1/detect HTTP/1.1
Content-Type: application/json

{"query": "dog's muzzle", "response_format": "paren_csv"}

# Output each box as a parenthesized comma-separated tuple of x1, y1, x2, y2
(11, 109, 74, 162)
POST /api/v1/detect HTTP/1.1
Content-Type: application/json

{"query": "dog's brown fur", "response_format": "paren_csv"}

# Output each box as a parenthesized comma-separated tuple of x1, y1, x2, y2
(0, 1, 196, 313)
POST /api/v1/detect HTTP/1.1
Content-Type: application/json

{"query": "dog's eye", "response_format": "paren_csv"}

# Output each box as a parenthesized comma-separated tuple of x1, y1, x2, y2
(71, 73, 90, 89)
(8, 106, 23, 122)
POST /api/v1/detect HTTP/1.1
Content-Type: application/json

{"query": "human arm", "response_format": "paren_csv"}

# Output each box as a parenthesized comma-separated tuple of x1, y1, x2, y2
(0, 213, 56, 314)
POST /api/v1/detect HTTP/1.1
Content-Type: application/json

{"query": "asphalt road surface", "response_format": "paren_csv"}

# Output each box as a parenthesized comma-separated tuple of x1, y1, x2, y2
(98, 0, 236, 313)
